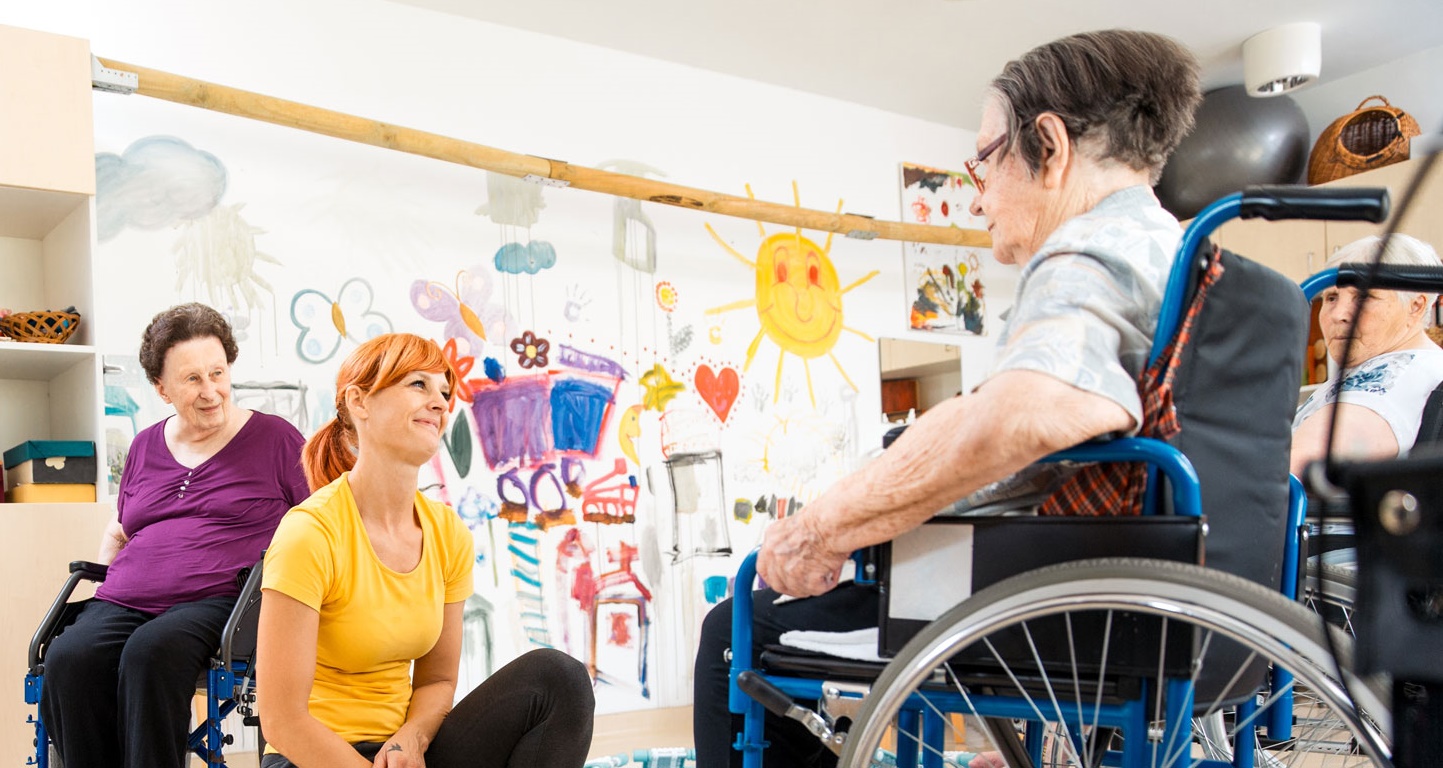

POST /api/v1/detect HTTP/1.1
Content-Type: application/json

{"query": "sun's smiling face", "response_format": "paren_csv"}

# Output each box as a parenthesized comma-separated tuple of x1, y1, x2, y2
(704, 183, 878, 408)
(754, 232, 843, 358)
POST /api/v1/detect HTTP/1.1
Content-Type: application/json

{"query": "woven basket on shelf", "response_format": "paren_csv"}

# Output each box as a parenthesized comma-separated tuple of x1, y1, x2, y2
(1308, 95, 1421, 185)
(0, 310, 82, 344)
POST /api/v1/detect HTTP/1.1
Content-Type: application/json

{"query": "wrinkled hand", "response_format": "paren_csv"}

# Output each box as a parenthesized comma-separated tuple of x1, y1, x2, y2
(373, 731, 426, 768)
(756, 510, 848, 597)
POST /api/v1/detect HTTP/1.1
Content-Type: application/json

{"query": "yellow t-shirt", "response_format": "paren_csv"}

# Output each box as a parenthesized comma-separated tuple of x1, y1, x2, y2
(262, 473, 475, 745)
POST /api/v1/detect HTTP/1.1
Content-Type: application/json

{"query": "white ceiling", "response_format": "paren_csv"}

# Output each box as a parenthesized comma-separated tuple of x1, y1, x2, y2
(386, 0, 1443, 130)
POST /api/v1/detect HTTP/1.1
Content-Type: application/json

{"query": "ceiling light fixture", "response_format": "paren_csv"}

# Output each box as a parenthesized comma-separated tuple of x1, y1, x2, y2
(1243, 22, 1322, 97)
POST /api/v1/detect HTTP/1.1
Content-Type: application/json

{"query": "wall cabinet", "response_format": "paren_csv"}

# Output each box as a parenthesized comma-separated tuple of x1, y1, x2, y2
(881, 378, 918, 417)
(1211, 155, 1443, 281)
(0, 24, 104, 494)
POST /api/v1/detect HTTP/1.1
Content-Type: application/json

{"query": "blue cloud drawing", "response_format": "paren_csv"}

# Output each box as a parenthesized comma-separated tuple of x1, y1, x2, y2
(96, 135, 227, 241)
(493, 241, 558, 275)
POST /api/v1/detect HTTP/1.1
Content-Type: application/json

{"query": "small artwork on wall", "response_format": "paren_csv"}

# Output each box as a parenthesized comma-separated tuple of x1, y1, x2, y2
(899, 162, 993, 336)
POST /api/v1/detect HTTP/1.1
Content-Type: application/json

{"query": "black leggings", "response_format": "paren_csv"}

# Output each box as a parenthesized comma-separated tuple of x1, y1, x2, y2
(261, 648, 595, 768)
(39, 595, 235, 768)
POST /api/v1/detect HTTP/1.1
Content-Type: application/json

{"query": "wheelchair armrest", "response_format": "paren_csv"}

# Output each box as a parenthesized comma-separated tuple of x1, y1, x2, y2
(1040, 437, 1202, 518)
(69, 560, 109, 580)
(29, 562, 111, 673)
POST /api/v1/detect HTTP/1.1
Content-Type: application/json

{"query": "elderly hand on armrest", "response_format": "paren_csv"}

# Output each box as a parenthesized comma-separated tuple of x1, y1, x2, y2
(758, 369, 1133, 597)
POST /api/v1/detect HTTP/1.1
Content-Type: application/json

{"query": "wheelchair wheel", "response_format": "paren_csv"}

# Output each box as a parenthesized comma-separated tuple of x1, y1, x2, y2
(1302, 560, 1356, 636)
(838, 558, 1391, 768)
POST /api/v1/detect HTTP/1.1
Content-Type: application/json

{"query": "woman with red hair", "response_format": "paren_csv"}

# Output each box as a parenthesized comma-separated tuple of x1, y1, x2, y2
(257, 333, 594, 767)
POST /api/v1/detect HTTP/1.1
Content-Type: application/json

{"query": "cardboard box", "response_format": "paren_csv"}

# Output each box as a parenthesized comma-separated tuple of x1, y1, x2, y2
(6, 455, 97, 487)
(2, 440, 96, 469)
(5, 483, 96, 503)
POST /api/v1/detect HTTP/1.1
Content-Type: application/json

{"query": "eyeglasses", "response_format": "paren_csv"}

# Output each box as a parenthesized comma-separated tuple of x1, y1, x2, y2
(964, 133, 1007, 193)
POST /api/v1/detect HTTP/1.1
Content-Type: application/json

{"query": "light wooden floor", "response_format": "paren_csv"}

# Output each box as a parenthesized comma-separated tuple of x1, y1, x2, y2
(189, 705, 694, 767)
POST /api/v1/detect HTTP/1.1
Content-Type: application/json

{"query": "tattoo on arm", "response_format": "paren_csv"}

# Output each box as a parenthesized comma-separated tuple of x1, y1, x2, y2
(389, 744, 403, 752)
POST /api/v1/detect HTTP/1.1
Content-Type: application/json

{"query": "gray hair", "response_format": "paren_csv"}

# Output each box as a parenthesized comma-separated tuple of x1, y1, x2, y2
(1326, 234, 1442, 326)
(987, 30, 1201, 184)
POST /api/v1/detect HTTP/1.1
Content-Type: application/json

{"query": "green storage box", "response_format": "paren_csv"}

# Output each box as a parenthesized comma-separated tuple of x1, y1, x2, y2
(2, 440, 97, 470)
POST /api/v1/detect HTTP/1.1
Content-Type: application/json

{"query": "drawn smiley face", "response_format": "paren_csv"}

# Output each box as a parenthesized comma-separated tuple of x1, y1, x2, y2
(753, 232, 843, 359)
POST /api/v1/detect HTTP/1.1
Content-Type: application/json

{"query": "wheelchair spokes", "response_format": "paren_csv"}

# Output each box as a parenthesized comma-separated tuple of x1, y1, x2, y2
(831, 560, 1390, 768)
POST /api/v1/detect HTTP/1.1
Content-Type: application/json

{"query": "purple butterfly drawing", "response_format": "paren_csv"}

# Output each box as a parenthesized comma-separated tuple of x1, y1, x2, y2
(410, 266, 513, 359)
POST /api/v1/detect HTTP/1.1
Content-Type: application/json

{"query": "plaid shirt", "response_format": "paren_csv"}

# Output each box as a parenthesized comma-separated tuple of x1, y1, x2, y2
(1039, 250, 1225, 517)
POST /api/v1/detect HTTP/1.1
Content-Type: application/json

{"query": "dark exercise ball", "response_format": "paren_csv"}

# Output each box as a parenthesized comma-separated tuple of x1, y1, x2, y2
(1155, 85, 1309, 220)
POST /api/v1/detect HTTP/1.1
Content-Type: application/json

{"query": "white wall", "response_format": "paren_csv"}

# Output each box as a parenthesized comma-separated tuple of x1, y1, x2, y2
(17, 0, 1434, 721)
(7, 0, 1004, 715)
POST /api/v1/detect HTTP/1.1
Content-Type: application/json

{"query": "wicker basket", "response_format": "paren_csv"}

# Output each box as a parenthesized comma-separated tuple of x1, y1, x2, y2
(1308, 95, 1421, 185)
(0, 310, 82, 344)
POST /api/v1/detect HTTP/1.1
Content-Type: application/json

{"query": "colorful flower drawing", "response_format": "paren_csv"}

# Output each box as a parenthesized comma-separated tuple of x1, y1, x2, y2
(511, 331, 550, 369)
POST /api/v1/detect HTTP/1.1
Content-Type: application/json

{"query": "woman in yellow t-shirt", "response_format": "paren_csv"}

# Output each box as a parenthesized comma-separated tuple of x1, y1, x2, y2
(258, 333, 595, 767)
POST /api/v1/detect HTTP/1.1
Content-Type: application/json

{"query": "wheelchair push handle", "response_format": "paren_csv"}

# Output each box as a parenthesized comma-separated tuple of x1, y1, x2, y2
(1337, 263, 1443, 293)
(1239, 186, 1390, 223)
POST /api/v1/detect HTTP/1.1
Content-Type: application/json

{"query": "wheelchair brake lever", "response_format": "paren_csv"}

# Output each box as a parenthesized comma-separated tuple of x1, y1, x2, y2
(737, 671, 848, 755)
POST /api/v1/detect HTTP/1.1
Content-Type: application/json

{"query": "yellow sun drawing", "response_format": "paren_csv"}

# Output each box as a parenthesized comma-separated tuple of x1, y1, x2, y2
(706, 182, 878, 408)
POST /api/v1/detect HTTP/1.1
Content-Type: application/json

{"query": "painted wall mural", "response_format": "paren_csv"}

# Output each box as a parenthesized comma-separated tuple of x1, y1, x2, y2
(704, 183, 878, 408)
(92, 110, 903, 714)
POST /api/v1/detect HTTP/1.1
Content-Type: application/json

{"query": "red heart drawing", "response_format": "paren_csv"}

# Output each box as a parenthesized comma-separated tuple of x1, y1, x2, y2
(695, 365, 740, 423)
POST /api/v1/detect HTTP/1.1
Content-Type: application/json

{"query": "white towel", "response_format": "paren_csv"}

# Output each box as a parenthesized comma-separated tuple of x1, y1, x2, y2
(778, 627, 884, 662)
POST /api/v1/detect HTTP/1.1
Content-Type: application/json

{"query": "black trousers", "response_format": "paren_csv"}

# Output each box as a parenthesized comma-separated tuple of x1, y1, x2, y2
(39, 595, 235, 768)
(693, 583, 879, 768)
(261, 648, 596, 768)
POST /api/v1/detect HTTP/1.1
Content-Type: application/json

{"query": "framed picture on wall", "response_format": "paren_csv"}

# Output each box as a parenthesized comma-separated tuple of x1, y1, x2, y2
(899, 162, 993, 336)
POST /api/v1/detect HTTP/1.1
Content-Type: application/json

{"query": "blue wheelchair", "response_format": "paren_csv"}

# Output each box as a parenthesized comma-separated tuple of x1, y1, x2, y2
(726, 187, 1398, 768)
(1295, 264, 1443, 655)
(25, 558, 266, 768)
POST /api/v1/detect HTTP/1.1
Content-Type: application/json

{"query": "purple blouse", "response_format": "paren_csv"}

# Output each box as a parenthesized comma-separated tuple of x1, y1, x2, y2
(96, 411, 310, 615)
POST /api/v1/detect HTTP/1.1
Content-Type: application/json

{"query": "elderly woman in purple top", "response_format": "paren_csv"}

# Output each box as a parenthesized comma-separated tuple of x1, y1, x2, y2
(39, 303, 310, 768)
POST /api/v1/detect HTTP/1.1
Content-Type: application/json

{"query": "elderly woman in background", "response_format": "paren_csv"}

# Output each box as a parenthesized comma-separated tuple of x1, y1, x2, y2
(694, 29, 1203, 767)
(39, 302, 310, 768)
(1291, 234, 1443, 475)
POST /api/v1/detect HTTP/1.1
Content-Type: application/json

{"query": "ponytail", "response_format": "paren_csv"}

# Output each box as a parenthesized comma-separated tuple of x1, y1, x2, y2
(302, 416, 356, 492)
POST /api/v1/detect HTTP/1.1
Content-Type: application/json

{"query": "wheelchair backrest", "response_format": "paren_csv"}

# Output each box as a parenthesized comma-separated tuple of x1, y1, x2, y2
(220, 556, 265, 670)
(1162, 244, 1309, 591)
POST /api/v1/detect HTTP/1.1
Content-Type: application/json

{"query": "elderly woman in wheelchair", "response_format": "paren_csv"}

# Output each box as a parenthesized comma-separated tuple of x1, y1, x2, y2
(35, 302, 310, 768)
(694, 29, 1210, 768)
(1292, 234, 1443, 646)
(1291, 233, 1443, 476)
(696, 28, 1405, 768)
